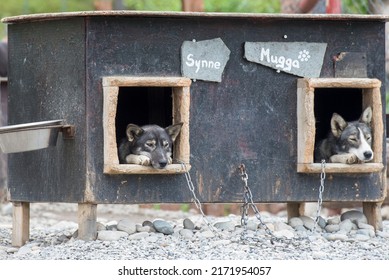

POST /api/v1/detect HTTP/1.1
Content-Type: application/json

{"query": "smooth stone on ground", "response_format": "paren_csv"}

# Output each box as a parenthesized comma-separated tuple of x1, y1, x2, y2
(136, 224, 151, 233)
(340, 210, 367, 224)
(153, 220, 174, 235)
(106, 221, 118, 231)
(299, 216, 315, 230)
(117, 219, 137, 234)
(179, 229, 194, 239)
(317, 216, 327, 229)
(128, 232, 149, 240)
(274, 222, 294, 231)
(97, 230, 128, 241)
(324, 233, 348, 241)
(288, 217, 303, 228)
(16, 245, 32, 256)
(357, 222, 374, 231)
(356, 229, 375, 238)
(213, 220, 235, 231)
(327, 216, 340, 225)
(353, 234, 371, 241)
(183, 218, 195, 230)
(142, 220, 157, 232)
(325, 224, 340, 233)
(339, 219, 354, 233)
(377, 231, 389, 238)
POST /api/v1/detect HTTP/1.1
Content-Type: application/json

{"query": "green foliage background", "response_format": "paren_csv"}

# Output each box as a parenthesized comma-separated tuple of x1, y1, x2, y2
(0, 0, 281, 38)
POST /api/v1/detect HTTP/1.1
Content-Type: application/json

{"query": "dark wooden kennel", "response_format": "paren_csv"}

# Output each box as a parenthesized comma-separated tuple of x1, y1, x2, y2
(2, 12, 387, 245)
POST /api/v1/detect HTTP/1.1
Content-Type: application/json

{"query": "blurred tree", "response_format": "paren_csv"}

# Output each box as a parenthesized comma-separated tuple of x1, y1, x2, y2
(182, 0, 204, 12)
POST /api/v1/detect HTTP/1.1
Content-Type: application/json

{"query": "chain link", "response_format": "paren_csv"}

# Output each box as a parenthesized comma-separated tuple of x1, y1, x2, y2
(239, 164, 282, 244)
(179, 161, 223, 237)
(312, 159, 326, 232)
(179, 159, 326, 245)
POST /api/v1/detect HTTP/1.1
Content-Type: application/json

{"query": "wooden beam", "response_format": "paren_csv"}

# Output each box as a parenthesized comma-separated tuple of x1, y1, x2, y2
(363, 201, 383, 231)
(78, 203, 97, 241)
(12, 202, 30, 247)
(287, 202, 305, 220)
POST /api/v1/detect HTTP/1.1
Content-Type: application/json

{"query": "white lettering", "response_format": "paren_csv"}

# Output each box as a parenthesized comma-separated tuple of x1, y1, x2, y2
(260, 48, 270, 62)
(260, 47, 301, 72)
(195, 60, 201, 73)
(185, 53, 222, 73)
(185, 54, 194, 67)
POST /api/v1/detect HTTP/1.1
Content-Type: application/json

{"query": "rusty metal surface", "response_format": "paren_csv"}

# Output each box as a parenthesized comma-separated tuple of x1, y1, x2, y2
(6, 15, 387, 204)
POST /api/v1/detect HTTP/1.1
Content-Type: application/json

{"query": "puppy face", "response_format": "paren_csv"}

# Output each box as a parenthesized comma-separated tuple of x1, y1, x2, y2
(126, 123, 183, 169)
(331, 107, 373, 162)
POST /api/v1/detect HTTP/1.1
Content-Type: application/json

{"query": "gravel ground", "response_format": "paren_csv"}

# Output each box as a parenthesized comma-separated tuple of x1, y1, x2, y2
(1, 202, 389, 260)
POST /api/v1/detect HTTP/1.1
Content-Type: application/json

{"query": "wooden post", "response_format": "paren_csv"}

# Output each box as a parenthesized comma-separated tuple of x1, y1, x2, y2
(363, 202, 383, 231)
(286, 202, 305, 220)
(12, 201, 30, 247)
(78, 203, 97, 241)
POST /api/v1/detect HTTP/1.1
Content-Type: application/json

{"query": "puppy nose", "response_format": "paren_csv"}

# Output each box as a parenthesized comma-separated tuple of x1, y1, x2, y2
(364, 151, 373, 159)
(159, 161, 167, 168)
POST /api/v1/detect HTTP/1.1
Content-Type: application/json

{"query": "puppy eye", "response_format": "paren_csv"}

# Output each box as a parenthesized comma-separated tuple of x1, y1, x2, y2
(348, 136, 357, 142)
(145, 141, 156, 148)
(163, 142, 169, 149)
(366, 135, 372, 141)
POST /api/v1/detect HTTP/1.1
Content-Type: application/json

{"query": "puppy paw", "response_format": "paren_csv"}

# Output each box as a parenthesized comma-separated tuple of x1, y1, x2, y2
(346, 154, 358, 164)
(125, 154, 151, 166)
(167, 156, 173, 164)
(329, 153, 357, 164)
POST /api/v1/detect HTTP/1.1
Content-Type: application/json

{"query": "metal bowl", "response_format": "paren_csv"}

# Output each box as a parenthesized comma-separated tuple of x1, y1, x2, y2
(0, 120, 63, 153)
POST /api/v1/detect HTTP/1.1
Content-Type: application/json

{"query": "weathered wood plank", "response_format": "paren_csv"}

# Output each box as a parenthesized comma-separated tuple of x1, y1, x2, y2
(78, 203, 97, 241)
(297, 163, 384, 173)
(102, 76, 191, 87)
(12, 202, 30, 247)
(363, 201, 383, 231)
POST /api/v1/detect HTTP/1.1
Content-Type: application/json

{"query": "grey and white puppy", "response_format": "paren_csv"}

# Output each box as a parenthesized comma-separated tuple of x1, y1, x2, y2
(315, 107, 373, 164)
(118, 123, 183, 169)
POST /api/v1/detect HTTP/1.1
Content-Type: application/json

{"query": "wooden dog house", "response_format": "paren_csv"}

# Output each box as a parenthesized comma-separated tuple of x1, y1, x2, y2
(2, 11, 387, 245)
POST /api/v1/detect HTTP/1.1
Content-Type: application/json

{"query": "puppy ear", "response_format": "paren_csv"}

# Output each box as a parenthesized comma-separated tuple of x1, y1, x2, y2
(331, 113, 347, 138)
(126, 124, 144, 142)
(165, 122, 183, 142)
(360, 106, 372, 125)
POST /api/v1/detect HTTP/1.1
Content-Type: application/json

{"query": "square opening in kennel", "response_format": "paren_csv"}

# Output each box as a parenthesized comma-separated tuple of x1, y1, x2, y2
(103, 76, 191, 174)
(297, 78, 384, 173)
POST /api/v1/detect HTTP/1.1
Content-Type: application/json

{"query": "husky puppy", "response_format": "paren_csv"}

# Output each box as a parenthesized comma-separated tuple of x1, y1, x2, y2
(118, 123, 183, 169)
(314, 107, 373, 164)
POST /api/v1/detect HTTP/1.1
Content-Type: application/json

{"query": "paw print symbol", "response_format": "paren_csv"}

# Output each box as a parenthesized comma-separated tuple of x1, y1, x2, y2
(298, 50, 311, 62)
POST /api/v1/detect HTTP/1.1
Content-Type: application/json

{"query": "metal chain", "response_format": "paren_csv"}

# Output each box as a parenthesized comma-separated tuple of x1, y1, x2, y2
(312, 159, 326, 232)
(239, 164, 282, 244)
(179, 160, 326, 244)
(179, 161, 222, 237)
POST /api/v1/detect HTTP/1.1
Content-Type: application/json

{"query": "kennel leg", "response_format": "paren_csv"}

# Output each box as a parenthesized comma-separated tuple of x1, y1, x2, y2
(363, 201, 383, 231)
(286, 202, 305, 221)
(12, 201, 30, 247)
(78, 203, 97, 241)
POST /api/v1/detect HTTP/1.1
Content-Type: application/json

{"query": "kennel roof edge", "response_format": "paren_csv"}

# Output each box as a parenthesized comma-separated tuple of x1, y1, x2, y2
(2, 11, 389, 24)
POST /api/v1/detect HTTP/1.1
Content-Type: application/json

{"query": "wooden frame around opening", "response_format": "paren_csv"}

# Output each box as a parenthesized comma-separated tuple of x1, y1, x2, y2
(103, 76, 191, 174)
(297, 78, 384, 173)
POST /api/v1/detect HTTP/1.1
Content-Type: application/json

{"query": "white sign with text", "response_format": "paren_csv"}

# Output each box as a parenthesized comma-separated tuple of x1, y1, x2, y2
(244, 42, 327, 77)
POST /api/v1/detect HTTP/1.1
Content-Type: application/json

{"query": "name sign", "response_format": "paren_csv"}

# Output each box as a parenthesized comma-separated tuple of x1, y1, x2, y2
(244, 42, 327, 77)
(181, 38, 230, 82)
